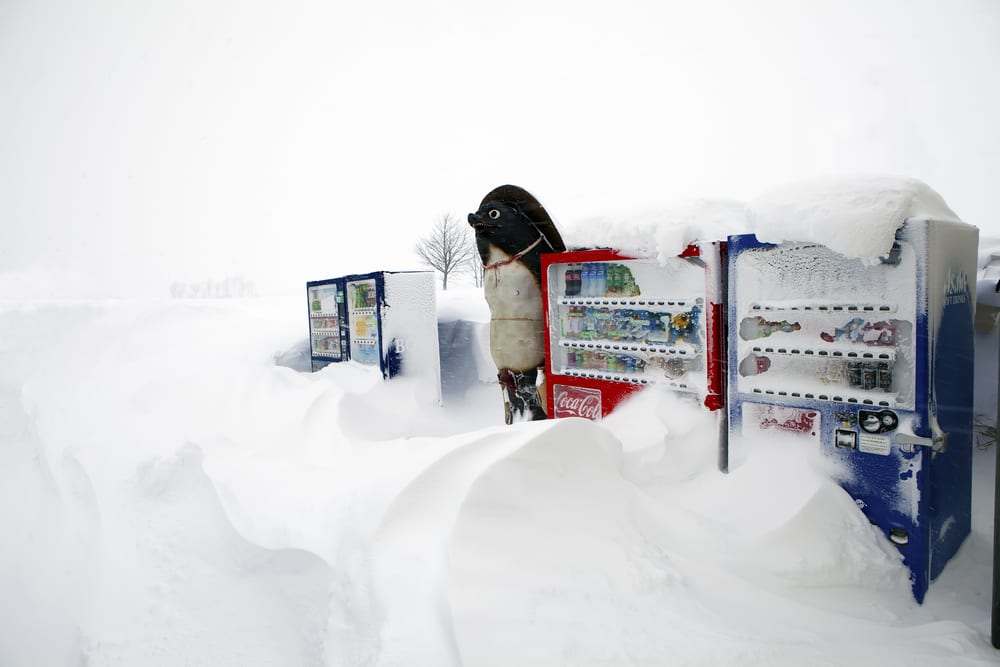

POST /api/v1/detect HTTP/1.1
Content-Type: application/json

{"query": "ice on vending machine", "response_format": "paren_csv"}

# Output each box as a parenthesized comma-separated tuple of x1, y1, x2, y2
(726, 218, 978, 602)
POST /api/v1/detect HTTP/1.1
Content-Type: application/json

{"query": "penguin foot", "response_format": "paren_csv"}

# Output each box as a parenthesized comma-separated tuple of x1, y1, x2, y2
(498, 368, 547, 423)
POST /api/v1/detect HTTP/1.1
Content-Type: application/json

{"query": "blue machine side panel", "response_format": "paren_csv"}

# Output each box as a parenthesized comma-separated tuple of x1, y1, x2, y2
(930, 295, 974, 578)
(925, 220, 977, 580)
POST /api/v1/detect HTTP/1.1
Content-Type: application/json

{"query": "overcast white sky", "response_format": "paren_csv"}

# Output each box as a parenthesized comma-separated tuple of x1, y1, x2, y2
(2, 0, 999, 297)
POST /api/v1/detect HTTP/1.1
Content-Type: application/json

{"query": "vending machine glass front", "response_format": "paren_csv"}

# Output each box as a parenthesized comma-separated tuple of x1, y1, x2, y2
(346, 277, 381, 366)
(308, 282, 347, 369)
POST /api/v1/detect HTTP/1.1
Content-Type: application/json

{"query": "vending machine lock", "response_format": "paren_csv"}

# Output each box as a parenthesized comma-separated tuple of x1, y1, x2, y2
(889, 528, 910, 546)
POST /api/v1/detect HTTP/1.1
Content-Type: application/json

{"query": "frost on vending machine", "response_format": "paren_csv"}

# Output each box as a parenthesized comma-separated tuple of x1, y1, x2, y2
(307, 278, 349, 372)
(726, 219, 978, 602)
(541, 244, 726, 425)
(342, 270, 442, 401)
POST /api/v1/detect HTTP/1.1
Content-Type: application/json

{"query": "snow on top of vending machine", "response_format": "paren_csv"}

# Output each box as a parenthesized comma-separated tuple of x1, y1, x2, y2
(748, 175, 962, 263)
(562, 198, 749, 264)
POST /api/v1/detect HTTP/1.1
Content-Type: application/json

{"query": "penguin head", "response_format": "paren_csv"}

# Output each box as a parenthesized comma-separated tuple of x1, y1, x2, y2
(467, 200, 526, 239)
(467, 185, 566, 268)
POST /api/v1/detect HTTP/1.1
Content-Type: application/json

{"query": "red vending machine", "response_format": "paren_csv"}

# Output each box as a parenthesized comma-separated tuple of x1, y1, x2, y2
(541, 243, 726, 421)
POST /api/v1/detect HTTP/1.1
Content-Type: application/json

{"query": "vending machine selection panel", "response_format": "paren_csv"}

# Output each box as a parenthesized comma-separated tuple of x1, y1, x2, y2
(541, 244, 725, 421)
(727, 219, 977, 602)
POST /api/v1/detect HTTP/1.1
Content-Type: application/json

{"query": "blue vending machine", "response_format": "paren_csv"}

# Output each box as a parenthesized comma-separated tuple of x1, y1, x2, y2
(341, 270, 441, 386)
(307, 278, 349, 372)
(726, 218, 978, 602)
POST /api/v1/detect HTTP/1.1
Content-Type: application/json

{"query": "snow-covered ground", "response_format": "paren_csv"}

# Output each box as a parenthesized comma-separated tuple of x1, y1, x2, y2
(2, 177, 999, 665)
(1, 292, 995, 666)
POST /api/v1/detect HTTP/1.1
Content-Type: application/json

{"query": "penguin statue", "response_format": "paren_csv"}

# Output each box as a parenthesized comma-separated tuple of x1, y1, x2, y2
(468, 185, 566, 423)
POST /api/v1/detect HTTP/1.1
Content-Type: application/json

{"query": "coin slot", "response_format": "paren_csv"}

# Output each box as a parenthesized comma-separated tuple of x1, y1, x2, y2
(835, 429, 857, 450)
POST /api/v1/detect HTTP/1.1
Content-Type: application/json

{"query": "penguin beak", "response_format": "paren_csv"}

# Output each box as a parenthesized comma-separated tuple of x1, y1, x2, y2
(468, 212, 496, 230)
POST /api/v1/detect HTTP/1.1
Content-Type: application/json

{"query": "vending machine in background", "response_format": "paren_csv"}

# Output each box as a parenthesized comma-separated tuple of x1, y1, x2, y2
(307, 271, 442, 401)
(726, 219, 978, 602)
(541, 243, 726, 423)
(307, 278, 349, 372)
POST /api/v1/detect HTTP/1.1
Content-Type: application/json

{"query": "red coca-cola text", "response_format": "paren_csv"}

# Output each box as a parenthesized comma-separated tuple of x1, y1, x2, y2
(554, 386, 602, 420)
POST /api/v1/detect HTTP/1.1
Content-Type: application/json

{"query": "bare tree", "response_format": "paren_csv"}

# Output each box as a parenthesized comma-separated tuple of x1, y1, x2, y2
(466, 255, 484, 288)
(415, 213, 477, 290)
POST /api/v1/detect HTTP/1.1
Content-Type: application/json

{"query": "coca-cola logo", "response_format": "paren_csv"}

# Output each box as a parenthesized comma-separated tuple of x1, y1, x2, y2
(554, 385, 602, 421)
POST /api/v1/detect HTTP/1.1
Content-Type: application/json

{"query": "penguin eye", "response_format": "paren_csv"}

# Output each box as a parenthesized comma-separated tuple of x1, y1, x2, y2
(488, 209, 501, 220)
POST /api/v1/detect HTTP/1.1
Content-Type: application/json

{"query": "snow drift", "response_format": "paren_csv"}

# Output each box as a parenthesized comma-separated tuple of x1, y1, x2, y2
(0, 290, 995, 666)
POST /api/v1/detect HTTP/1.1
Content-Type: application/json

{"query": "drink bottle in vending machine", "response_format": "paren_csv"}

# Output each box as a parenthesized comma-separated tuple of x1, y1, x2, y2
(726, 219, 978, 602)
(541, 244, 727, 447)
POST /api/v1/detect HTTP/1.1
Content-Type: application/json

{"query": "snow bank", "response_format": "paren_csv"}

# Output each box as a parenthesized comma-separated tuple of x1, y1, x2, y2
(83, 442, 333, 666)
(749, 175, 962, 261)
(1, 289, 996, 665)
(444, 404, 981, 666)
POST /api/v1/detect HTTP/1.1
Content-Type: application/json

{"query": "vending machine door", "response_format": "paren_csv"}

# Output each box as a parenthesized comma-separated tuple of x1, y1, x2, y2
(541, 244, 725, 420)
(307, 279, 348, 371)
(345, 275, 383, 367)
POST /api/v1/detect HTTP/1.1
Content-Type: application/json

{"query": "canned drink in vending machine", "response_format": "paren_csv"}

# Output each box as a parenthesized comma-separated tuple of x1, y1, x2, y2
(848, 361, 863, 387)
(878, 362, 892, 391)
(564, 267, 581, 296)
(862, 364, 877, 391)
